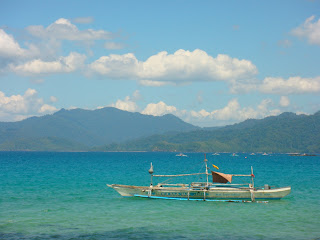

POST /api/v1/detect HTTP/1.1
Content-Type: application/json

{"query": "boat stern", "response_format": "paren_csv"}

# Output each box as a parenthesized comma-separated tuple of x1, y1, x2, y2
(255, 186, 291, 200)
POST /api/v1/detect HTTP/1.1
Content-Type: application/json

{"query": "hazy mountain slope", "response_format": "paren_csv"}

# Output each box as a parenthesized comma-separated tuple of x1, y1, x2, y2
(100, 111, 320, 153)
(0, 137, 88, 152)
(0, 107, 198, 150)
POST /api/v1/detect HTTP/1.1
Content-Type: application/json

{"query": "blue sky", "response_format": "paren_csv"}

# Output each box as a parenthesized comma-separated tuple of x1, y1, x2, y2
(1, 0, 320, 126)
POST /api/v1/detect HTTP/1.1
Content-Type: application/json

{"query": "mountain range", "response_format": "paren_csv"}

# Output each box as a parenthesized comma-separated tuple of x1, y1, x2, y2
(0, 107, 197, 151)
(98, 111, 320, 153)
(0, 107, 319, 153)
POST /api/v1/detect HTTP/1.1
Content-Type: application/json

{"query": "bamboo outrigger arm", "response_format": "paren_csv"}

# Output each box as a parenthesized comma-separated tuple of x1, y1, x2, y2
(153, 173, 252, 177)
(153, 172, 206, 177)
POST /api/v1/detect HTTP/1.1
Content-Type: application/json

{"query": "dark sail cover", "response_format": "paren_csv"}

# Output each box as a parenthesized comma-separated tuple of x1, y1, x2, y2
(212, 171, 233, 183)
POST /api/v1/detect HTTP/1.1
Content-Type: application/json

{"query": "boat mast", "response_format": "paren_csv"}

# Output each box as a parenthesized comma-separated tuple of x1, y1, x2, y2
(204, 154, 209, 187)
(148, 162, 154, 186)
(251, 166, 254, 188)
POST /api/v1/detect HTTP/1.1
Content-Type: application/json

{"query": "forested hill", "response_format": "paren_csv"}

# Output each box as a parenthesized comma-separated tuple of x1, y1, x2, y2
(0, 107, 198, 151)
(98, 111, 320, 153)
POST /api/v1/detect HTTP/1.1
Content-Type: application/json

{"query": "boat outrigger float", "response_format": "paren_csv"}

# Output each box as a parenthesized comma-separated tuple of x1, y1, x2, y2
(108, 155, 291, 202)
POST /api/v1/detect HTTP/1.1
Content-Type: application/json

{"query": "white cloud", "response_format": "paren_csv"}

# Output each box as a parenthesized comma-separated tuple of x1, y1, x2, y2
(89, 49, 258, 91)
(184, 98, 281, 126)
(279, 96, 290, 107)
(291, 16, 320, 45)
(0, 29, 40, 70)
(110, 91, 141, 112)
(139, 80, 172, 87)
(190, 109, 211, 118)
(111, 97, 138, 112)
(260, 76, 320, 94)
(133, 97, 282, 126)
(142, 101, 177, 116)
(104, 42, 125, 50)
(89, 53, 138, 78)
(10, 52, 86, 75)
(0, 29, 25, 58)
(0, 89, 58, 121)
(211, 99, 242, 120)
(140, 49, 258, 82)
(257, 99, 281, 116)
(26, 18, 114, 41)
(39, 104, 58, 113)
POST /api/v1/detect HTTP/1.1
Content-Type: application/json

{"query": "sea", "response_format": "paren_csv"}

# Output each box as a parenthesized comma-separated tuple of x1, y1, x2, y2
(0, 151, 319, 240)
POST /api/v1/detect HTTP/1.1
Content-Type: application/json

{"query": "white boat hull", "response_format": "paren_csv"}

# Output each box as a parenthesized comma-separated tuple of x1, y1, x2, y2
(108, 184, 291, 201)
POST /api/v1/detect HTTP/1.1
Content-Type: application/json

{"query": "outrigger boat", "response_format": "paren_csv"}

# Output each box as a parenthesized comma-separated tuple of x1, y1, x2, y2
(108, 155, 291, 202)
(176, 153, 187, 157)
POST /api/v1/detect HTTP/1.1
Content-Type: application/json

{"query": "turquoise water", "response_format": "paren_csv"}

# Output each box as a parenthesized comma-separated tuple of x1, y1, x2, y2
(0, 152, 319, 239)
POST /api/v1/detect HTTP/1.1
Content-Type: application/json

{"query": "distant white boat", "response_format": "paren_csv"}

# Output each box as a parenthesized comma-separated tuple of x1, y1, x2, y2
(212, 153, 220, 156)
(250, 153, 256, 155)
(262, 153, 268, 156)
(176, 153, 187, 157)
(108, 155, 291, 202)
(231, 153, 239, 157)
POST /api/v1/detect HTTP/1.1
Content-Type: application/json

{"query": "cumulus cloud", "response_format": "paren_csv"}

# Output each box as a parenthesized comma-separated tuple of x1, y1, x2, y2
(291, 15, 320, 45)
(89, 53, 138, 78)
(26, 18, 114, 41)
(10, 52, 86, 76)
(190, 99, 280, 123)
(89, 49, 258, 91)
(0, 29, 26, 58)
(111, 97, 138, 112)
(142, 101, 177, 116)
(0, 89, 58, 121)
(139, 99, 281, 126)
(39, 104, 58, 113)
(142, 49, 258, 82)
(211, 99, 243, 120)
(109, 90, 141, 112)
(260, 76, 320, 94)
(0, 29, 40, 70)
(190, 109, 211, 118)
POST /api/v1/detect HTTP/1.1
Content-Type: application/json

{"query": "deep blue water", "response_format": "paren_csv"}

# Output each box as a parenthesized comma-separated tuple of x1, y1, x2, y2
(0, 152, 319, 239)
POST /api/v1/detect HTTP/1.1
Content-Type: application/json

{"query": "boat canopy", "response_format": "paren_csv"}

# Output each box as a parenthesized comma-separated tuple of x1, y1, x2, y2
(212, 171, 233, 183)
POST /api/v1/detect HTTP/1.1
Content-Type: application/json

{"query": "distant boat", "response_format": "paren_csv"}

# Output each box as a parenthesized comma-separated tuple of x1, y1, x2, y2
(231, 153, 239, 157)
(289, 153, 316, 156)
(212, 153, 220, 156)
(250, 153, 256, 155)
(262, 153, 268, 156)
(108, 155, 291, 202)
(176, 153, 187, 157)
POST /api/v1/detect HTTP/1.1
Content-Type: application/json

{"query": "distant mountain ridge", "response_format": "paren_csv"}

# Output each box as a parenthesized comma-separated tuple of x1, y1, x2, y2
(0, 107, 198, 151)
(1, 109, 319, 153)
(99, 111, 320, 153)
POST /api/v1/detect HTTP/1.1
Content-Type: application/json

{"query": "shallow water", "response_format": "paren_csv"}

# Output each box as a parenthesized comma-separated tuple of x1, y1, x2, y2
(0, 152, 319, 239)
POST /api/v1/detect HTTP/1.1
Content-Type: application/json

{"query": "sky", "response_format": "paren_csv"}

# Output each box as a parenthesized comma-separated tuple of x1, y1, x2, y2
(0, 0, 320, 127)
